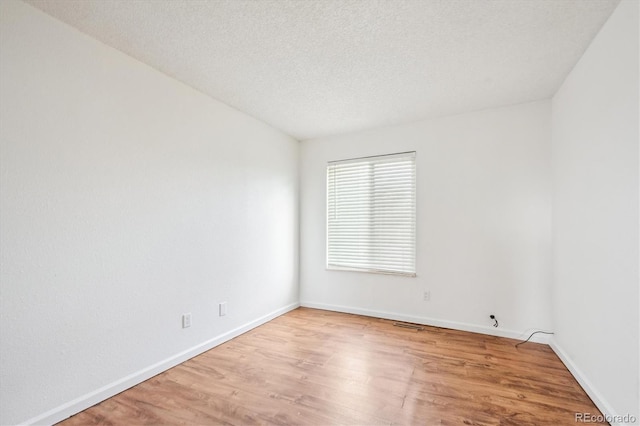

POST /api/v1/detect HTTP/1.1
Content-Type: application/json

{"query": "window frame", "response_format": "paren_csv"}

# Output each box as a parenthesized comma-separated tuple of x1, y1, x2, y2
(326, 151, 417, 277)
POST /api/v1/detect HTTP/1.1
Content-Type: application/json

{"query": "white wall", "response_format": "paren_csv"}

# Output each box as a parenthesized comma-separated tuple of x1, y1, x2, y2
(300, 100, 553, 339)
(551, 0, 639, 422)
(0, 1, 299, 424)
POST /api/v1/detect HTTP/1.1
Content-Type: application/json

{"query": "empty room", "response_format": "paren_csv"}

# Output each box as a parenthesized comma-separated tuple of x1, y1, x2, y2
(0, 0, 638, 425)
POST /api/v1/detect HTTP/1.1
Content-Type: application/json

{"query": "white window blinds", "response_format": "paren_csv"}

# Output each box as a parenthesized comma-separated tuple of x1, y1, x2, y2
(327, 152, 416, 276)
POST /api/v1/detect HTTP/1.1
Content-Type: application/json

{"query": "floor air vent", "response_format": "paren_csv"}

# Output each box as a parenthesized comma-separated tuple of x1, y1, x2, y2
(393, 322, 424, 331)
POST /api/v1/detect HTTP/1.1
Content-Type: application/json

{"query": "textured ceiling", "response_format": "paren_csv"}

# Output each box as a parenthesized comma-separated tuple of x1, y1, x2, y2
(24, 0, 620, 140)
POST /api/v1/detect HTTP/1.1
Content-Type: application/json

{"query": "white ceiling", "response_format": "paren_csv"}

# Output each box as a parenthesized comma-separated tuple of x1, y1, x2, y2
(25, 0, 620, 140)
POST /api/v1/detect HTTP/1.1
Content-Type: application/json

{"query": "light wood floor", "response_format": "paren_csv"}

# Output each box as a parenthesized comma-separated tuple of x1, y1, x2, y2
(60, 307, 605, 425)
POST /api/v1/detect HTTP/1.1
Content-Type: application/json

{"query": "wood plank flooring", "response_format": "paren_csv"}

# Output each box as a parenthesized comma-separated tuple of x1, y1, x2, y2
(59, 308, 605, 425)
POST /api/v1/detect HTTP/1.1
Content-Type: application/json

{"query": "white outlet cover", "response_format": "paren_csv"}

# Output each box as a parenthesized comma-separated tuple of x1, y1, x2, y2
(182, 313, 192, 328)
(219, 302, 227, 316)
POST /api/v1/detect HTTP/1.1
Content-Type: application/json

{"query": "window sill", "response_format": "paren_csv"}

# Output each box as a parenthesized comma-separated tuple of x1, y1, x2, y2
(326, 266, 416, 277)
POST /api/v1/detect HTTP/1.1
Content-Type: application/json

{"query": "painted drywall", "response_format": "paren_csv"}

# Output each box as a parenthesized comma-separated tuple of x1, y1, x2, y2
(0, 1, 299, 424)
(300, 100, 553, 339)
(551, 0, 639, 421)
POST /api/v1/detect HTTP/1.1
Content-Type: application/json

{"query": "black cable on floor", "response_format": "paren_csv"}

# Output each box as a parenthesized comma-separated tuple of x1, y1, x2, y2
(515, 331, 554, 348)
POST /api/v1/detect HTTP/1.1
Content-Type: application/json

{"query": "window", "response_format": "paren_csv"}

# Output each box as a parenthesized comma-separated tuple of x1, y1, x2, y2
(327, 151, 416, 276)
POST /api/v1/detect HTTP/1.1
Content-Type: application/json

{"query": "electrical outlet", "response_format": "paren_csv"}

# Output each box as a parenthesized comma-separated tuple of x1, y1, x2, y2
(219, 302, 227, 316)
(182, 313, 192, 328)
(423, 291, 430, 301)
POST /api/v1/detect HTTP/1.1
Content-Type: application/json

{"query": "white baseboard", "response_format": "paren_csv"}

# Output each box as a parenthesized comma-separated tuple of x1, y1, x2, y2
(299, 301, 553, 343)
(23, 302, 300, 426)
(549, 339, 630, 426)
